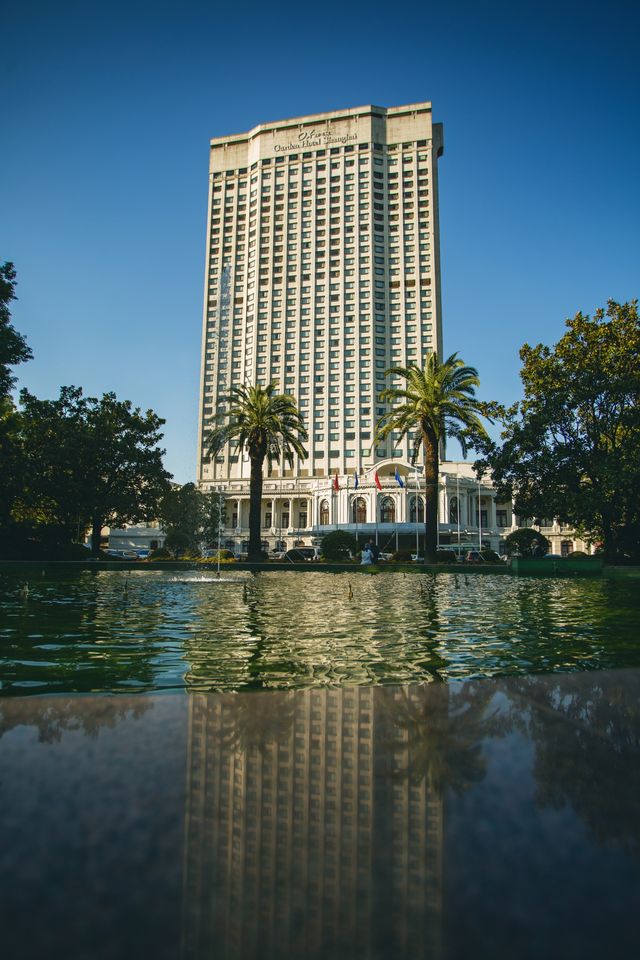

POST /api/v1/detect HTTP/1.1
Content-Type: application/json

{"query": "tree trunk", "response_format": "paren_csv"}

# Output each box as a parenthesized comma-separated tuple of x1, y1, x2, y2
(423, 428, 439, 564)
(248, 454, 264, 562)
(90, 517, 102, 557)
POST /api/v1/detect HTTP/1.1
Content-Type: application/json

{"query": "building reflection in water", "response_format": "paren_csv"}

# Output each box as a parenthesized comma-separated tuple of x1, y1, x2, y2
(180, 685, 461, 960)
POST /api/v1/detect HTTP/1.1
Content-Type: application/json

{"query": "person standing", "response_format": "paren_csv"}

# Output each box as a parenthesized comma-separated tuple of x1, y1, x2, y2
(361, 544, 373, 565)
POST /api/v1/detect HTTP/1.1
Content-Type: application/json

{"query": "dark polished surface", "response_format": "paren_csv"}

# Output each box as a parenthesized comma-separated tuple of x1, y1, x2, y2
(1, 671, 639, 959)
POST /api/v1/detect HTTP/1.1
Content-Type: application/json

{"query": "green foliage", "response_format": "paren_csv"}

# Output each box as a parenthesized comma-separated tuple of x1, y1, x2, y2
(0, 520, 87, 561)
(321, 529, 357, 560)
(374, 353, 496, 562)
(160, 483, 206, 555)
(0, 263, 32, 399)
(393, 548, 414, 562)
(148, 547, 172, 560)
(483, 301, 640, 560)
(435, 549, 457, 563)
(164, 528, 191, 558)
(16, 386, 171, 553)
(208, 383, 308, 561)
(504, 528, 551, 557)
(201, 489, 226, 548)
(480, 549, 502, 564)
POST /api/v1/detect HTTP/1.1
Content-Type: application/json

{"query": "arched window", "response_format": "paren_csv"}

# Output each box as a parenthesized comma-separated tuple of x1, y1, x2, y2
(380, 496, 395, 523)
(409, 496, 424, 523)
(352, 497, 367, 524)
(319, 499, 330, 526)
(449, 496, 458, 524)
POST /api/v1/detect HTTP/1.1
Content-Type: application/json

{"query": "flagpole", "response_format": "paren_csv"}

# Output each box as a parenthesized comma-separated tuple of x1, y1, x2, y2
(456, 467, 461, 557)
(354, 471, 358, 546)
(346, 474, 349, 533)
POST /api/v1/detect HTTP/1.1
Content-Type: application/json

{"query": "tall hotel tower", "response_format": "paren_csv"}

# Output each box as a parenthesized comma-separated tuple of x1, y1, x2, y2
(197, 103, 447, 550)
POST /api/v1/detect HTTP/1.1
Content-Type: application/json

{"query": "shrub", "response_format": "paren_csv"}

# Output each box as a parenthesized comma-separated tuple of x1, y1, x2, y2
(149, 547, 172, 560)
(321, 530, 358, 561)
(393, 549, 414, 563)
(436, 549, 457, 564)
(480, 549, 502, 564)
(504, 528, 551, 557)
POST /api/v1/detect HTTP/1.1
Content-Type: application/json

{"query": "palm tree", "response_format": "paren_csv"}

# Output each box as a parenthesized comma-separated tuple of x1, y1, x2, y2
(374, 353, 492, 563)
(207, 383, 308, 561)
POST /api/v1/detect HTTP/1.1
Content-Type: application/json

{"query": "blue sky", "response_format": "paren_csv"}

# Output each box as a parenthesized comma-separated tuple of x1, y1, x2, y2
(3, 0, 639, 482)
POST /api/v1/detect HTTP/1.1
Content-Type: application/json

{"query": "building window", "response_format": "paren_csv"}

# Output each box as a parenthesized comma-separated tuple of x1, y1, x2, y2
(409, 496, 424, 523)
(380, 496, 395, 523)
(496, 509, 508, 527)
(449, 496, 458, 524)
(320, 500, 330, 525)
(352, 497, 367, 524)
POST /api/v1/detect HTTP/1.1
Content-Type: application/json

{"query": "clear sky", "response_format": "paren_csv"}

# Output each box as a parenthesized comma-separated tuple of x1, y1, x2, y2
(3, 0, 639, 482)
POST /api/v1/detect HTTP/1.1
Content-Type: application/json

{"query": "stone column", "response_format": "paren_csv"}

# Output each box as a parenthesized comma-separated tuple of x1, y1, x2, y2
(488, 494, 497, 531)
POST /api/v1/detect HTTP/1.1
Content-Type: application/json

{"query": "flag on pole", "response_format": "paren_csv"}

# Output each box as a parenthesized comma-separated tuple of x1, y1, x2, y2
(354, 470, 359, 490)
(374, 470, 382, 492)
(333, 471, 339, 492)
(394, 466, 405, 488)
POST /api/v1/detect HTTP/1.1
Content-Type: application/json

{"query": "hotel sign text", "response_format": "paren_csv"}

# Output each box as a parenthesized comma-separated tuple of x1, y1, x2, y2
(274, 128, 358, 153)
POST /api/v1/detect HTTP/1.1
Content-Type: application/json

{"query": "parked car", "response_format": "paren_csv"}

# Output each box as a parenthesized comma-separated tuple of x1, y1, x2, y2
(464, 550, 484, 564)
(411, 554, 424, 563)
(543, 553, 564, 559)
(284, 547, 320, 563)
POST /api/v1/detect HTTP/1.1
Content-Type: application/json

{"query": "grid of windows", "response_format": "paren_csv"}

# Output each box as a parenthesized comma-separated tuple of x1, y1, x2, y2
(199, 105, 442, 482)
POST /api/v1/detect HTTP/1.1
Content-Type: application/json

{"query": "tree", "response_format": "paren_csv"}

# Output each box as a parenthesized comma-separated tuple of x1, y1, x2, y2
(483, 301, 640, 560)
(19, 386, 172, 554)
(0, 262, 32, 399)
(208, 383, 307, 561)
(374, 353, 495, 563)
(504, 528, 551, 557)
(321, 529, 357, 560)
(0, 263, 32, 529)
(201, 489, 227, 550)
(159, 482, 210, 556)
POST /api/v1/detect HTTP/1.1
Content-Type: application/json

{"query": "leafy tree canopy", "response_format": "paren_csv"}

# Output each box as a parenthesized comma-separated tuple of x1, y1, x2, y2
(481, 301, 640, 560)
(159, 482, 225, 555)
(321, 529, 357, 560)
(374, 353, 496, 563)
(208, 383, 307, 561)
(18, 386, 172, 553)
(0, 262, 32, 398)
(504, 528, 551, 557)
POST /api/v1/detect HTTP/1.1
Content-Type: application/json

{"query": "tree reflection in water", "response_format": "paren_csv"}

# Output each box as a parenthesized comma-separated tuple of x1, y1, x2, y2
(383, 682, 501, 795)
(506, 672, 640, 855)
(0, 696, 152, 743)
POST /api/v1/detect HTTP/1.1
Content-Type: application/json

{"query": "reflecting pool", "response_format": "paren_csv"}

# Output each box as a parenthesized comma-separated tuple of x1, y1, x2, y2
(1, 569, 640, 694)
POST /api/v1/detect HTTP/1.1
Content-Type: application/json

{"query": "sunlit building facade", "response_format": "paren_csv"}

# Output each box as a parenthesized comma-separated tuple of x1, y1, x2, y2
(195, 103, 455, 547)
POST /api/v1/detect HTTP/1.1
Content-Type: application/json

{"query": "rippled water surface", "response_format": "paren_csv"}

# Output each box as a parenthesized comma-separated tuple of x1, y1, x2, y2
(1, 569, 639, 694)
